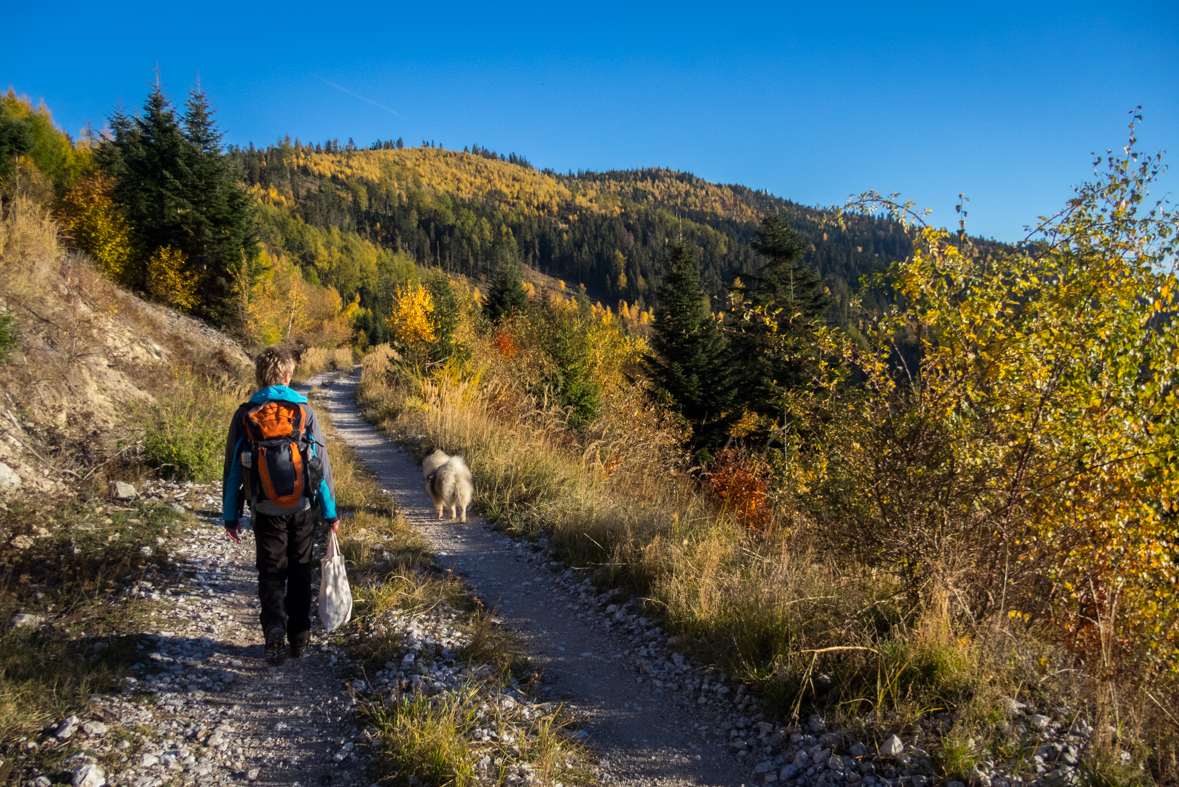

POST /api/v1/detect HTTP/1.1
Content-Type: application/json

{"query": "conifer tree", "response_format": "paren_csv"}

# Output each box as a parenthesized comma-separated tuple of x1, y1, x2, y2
(96, 78, 257, 321)
(730, 215, 829, 425)
(181, 83, 258, 322)
(645, 242, 734, 451)
(483, 256, 528, 322)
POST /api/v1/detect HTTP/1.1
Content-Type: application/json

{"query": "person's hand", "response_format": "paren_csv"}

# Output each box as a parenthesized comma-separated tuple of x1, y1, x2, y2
(328, 517, 340, 534)
(225, 522, 242, 543)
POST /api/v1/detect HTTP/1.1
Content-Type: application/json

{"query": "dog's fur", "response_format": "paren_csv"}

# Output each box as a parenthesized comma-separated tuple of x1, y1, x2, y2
(423, 451, 473, 523)
(422, 448, 451, 480)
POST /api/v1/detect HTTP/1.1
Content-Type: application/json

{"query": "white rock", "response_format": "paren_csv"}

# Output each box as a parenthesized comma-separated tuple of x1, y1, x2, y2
(0, 462, 21, 489)
(1030, 714, 1051, 730)
(81, 720, 109, 736)
(110, 481, 137, 501)
(56, 716, 80, 739)
(71, 763, 105, 787)
(247, 768, 260, 781)
(880, 734, 904, 755)
(9, 613, 44, 629)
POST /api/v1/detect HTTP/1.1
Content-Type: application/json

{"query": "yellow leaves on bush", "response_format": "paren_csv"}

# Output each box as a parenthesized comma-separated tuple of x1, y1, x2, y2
(818, 126, 1179, 676)
(146, 245, 199, 312)
(387, 283, 436, 350)
(706, 449, 773, 531)
(59, 171, 134, 284)
(245, 252, 351, 348)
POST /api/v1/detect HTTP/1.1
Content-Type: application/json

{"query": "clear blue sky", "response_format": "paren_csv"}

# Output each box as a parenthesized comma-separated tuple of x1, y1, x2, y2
(4, 1, 1176, 242)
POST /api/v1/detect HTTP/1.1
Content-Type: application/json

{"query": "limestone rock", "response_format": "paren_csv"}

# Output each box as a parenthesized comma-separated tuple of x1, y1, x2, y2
(0, 462, 21, 490)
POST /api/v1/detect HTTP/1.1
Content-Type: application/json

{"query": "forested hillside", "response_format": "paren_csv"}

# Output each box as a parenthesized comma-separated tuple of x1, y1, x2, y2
(227, 141, 922, 319)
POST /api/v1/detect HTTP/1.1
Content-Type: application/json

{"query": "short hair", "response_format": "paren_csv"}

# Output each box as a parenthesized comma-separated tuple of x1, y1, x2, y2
(255, 345, 296, 388)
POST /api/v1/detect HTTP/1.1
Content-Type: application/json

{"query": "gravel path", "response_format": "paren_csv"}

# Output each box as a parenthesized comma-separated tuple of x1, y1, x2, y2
(314, 369, 747, 787)
(29, 490, 376, 787)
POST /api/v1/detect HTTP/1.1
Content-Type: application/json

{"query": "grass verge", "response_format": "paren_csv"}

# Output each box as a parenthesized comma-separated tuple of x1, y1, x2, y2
(351, 349, 1167, 783)
(312, 385, 594, 786)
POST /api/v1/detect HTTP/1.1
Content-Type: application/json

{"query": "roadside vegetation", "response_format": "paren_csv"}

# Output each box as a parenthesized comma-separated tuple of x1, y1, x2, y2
(355, 123, 1179, 784)
(318, 393, 592, 786)
(3, 80, 1177, 786)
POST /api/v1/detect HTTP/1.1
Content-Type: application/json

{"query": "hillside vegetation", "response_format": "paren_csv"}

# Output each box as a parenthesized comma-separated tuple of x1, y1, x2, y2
(3, 81, 1177, 786)
(229, 141, 932, 321)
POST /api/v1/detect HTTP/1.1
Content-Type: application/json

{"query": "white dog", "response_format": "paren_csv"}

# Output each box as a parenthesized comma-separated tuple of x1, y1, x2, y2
(423, 449, 473, 523)
(422, 448, 451, 480)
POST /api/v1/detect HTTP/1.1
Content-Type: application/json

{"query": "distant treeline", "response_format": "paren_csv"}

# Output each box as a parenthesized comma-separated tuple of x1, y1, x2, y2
(225, 142, 935, 323)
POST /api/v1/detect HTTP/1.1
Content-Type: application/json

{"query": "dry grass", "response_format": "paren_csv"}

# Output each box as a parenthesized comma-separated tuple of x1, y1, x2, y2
(313, 392, 592, 786)
(352, 348, 1129, 772)
(294, 346, 355, 382)
(0, 195, 59, 296)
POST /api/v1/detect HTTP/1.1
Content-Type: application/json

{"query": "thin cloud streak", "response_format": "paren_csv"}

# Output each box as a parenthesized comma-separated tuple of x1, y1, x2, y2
(321, 79, 402, 118)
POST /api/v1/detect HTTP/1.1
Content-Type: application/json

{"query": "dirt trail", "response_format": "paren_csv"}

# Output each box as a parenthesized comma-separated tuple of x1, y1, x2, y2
(315, 369, 745, 787)
(51, 485, 375, 787)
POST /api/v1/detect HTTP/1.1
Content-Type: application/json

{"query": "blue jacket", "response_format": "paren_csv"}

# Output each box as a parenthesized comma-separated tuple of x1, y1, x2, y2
(222, 386, 338, 523)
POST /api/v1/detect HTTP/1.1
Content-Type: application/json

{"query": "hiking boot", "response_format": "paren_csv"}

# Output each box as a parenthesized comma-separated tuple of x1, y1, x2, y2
(265, 625, 287, 665)
(290, 633, 309, 659)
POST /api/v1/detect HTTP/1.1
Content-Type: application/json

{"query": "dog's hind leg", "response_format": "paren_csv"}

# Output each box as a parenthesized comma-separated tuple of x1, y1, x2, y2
(460, 505, 467, 524)
(435, 505, 444, 519)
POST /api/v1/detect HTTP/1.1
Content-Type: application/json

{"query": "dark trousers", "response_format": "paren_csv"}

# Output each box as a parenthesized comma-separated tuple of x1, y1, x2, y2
(254, 507, 316, 643)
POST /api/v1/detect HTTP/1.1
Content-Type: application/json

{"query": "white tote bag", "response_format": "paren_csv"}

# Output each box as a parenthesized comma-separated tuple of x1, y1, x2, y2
(318, 531, 352, 632)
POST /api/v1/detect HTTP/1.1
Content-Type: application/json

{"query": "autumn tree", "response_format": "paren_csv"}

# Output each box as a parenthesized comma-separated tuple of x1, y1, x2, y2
(386, 282, 436, 366)
(0, 89, 91, 194)
(59, 171, 135, 283)
(805, 117, 1179, 677)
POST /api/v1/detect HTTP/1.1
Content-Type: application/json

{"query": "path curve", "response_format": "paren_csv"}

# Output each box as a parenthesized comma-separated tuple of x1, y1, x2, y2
(316, 369, 746, 787)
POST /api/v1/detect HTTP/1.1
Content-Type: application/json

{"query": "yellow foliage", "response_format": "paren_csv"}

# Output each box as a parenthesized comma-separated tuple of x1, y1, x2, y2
(386, 283, 436, 350)
(293, 148, 762, 226)
(58, 172, 134, 284)
(146, 245, 199, 312)
(245, 252, 351, 348)
(248, 183, 289, 207)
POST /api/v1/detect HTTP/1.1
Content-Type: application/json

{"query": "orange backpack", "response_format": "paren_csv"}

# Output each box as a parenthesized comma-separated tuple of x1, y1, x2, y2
(242, 400, 323, 512)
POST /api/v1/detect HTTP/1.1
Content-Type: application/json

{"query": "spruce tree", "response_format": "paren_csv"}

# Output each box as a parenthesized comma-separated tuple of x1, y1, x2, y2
(645, 242, 734, 451)
(730, 214, 830, 426)
(181, 83, 258, 323)
(97, 79, 257, 322)
(483, 257, 528, 322)
(112, 82, 192, 292)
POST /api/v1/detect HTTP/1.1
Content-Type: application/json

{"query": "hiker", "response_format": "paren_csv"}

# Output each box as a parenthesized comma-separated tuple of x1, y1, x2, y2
(222, 346, 339, 664)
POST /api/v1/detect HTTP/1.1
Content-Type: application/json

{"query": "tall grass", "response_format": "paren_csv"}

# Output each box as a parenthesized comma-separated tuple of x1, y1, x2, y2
(358, 351, 1004, 719)
(0, 195, 59, 294)
(294, 346, 355, 382)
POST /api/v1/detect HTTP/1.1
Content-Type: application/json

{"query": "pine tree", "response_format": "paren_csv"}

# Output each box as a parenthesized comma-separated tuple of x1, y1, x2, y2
(483, 257, 528, 322)
(730, 214, 830, 425)
(96, 78, 257, 321)
(181, 83, 258, 323)
(645, 242, 734, 451)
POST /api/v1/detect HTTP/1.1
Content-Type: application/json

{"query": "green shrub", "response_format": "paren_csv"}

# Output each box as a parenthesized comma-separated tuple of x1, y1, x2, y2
(0, 313, 18, 362)
(141, 376, 243, 481)
(143, 419, 222, 481)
